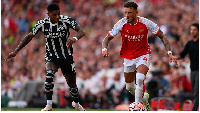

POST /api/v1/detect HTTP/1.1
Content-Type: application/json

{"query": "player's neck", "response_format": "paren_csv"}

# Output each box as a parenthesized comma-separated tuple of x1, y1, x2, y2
(193, 36, 199, 42)
(129, 18, 137, 25)
(50, 19, 57, 24)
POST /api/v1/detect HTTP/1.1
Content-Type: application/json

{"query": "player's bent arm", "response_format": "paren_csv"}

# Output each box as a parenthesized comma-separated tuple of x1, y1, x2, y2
(14, 32, 35, 54)
(157, 30, 178, 66)
(157, 30, 171, 52)
(102, 34, 113, 49)
(74, 25, 85, 40)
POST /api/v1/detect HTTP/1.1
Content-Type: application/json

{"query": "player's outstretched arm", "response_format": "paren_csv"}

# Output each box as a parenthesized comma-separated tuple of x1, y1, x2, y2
(4, 32, 34, 61)
(157, 30, 178, 66)
(66, 25, 85, 47)
(102, 34, 113, 58)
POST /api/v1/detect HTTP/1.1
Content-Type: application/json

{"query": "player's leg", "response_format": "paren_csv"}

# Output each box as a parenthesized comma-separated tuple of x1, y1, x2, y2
(64, 75, 85, 111)
(124, 58, 137, 96)
(42, 62, 58, 111)
(61, 60, 85, 111)
(124, 71, 136, 95)
(135, 64, 148, 102)
(135, 54, 150, 111)
(65, 75, 79, 103)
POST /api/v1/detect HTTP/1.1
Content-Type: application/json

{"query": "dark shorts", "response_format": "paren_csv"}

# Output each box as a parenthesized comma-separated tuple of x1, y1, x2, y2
(46, 57, 76, 76)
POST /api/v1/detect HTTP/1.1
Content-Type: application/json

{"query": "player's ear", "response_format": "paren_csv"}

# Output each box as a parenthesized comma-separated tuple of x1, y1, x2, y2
(47, 12, 51, 16)
(136, 10, 138, 14)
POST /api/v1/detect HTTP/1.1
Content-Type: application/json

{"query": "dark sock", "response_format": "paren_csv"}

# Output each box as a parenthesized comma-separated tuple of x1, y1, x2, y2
(70, 86, 79, 103)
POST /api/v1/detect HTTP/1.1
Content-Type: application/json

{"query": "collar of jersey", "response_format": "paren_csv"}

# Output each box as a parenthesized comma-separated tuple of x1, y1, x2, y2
(50, 21, 58, 26)
(48, 17, 59, 26)
(127, 16, 138, 26)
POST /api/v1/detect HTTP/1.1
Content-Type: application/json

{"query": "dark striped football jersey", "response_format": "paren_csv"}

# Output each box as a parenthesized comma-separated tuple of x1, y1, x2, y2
(31, 15, 78, 61)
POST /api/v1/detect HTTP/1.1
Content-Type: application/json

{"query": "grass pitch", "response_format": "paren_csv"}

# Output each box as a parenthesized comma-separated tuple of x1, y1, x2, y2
(1, 107, 114, 111)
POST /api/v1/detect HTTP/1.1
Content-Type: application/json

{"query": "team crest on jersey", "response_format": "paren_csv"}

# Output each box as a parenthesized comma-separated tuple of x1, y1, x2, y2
(139, 28, 144, 33)
(58, 25, 65, 31)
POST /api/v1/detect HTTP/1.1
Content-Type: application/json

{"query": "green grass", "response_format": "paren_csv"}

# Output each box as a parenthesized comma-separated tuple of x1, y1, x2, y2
(1, 107, 114, 111)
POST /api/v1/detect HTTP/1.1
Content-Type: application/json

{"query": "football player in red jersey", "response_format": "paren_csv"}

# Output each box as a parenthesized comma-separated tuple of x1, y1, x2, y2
(102, 1, 177, 111)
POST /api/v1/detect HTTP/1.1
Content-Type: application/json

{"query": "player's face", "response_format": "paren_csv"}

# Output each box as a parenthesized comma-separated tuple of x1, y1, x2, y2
(48, 10, 60, 24)
(124, 7, 138, 23)
(190, 26, 199, 38)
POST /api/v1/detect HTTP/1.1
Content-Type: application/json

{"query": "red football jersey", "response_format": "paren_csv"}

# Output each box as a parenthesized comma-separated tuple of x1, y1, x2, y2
(108, 16, 160, 59)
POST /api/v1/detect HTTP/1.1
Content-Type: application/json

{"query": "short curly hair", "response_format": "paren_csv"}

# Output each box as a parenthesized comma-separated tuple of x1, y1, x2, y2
(124, 1, 138, 10)
(47, 3, 60, 12)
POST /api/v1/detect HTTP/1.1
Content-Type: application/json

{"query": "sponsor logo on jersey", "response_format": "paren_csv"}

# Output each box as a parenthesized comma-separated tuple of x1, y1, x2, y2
(45, 30, 66, 38)
(125, 35, 145, 41)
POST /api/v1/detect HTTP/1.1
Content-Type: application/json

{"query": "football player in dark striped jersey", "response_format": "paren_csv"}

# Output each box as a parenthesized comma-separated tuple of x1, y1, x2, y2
(5, 3, 86, 111)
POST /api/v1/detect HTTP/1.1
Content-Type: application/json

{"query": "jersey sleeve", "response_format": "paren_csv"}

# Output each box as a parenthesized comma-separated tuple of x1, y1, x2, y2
(31, 20, 44, 36)
(62, 16, 78, 30)
(108, 17, 126, 38)
(139, 16, 160, 35)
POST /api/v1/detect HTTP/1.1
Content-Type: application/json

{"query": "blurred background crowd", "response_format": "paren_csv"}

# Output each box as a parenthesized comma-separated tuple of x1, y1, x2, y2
(1, 0, 199, 110)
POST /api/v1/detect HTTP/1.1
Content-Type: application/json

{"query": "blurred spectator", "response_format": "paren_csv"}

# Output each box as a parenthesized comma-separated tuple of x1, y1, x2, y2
(169, 67, 193, 108)
(160, 61, 170, 81)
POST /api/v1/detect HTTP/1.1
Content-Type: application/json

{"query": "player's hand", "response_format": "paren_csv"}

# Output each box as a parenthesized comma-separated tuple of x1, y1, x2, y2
(102, 48, 109, 58)
(4, 51, 18, 61)
(66, 38, 76, 47)
(168, 53, 178, 66)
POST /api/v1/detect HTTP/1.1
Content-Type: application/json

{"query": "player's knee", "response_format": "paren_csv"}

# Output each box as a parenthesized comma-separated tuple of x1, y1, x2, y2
(126, 81, 136, 94)
(136, 73, 145, 88)
(66, 76, 76, 87)
(46, 70, 55, 77)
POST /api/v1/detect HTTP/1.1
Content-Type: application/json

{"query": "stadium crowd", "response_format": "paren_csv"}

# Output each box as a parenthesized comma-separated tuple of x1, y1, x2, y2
(1, 0, 199, 109)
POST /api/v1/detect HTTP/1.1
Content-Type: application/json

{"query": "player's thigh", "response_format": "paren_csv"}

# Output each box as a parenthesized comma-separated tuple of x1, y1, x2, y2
(59, 59, 76, 87)
(60, 59, 76, 76)
(124, 58, 137, 83)
(136, 54, 150, 75)
(45, 62, 59, 72)
(124, 71, 136, 83)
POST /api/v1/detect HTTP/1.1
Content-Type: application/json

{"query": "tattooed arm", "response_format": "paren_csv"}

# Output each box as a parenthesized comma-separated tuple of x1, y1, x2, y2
(157, 30, 171, 51)
(102, 34, 113, 58)
(157, 30, 178, 66)
(66, 25, 85, 47)
(74, 25, 85, 40)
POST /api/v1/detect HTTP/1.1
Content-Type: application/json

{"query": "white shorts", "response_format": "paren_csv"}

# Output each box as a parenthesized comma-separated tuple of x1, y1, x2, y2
(123, 54, 150, 73)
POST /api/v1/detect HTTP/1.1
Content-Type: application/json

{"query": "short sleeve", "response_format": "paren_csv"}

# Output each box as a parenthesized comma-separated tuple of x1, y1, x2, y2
(108, 17, 127, 38)
(31, 20, 44, 35)
(62, 16, 78, 30)
(139, 16, 160, 35)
